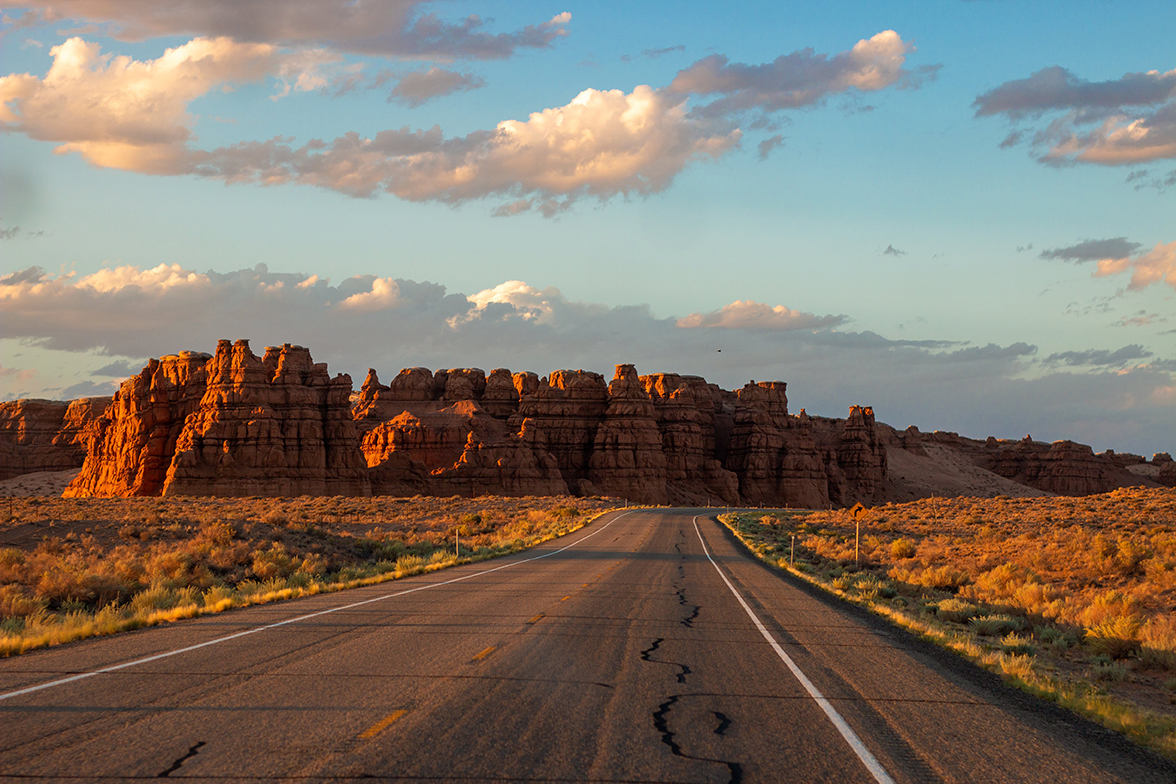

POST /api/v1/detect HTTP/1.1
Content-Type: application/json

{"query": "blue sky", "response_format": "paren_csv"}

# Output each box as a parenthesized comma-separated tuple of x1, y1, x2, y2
(1, 1, 1174, 455)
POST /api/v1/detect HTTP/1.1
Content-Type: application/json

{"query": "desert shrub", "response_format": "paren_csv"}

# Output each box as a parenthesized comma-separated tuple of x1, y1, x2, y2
(831, 574, 855, 591)
(199, 521, 238, 546)
(937, 598, 980, 624)
(0, 584, 45, 617)
(1140, 614, 1176, 671)
(971, 615, 1024, 636)
(917, 565, 971, 591)
(251, 546, 296, 580)
(890, 538, 917, 559)
(1092, 656, 1130, 682)
(1001, 632, 1036, 655)
(1086, 616, 1144, 659)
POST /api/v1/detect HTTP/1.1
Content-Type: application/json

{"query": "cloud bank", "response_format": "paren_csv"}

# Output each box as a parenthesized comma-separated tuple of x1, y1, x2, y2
(1, 262, 1172, 454)
(0, 29, 931, 213)
(976, 65, 1176, 166)
(0, 1, 572, 60)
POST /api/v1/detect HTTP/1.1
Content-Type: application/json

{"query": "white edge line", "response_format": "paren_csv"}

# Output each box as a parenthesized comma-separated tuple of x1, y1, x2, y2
(0, 510, 635, 702)
(692, 515, 897, 784)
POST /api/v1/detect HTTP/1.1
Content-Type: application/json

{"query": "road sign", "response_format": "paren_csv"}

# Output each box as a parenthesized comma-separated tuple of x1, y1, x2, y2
(850, 502, 867, 520)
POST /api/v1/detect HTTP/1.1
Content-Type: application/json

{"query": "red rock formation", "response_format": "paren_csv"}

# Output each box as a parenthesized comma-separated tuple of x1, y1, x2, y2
(0, 397, 111, 480)
(725, 382, 831, 508)
(361, 400, 507, 475)
(641, 373, 738, 504)
(832, 405, 888, 504)
(160, 341, 369, 497)
(985, 438, 1143, 496)
(428, 432, 569, 497)
(480, 369, 520, 418)
(585, 365, 668, 503)
(67, 342, 369, 497)
(513, 370, 609, 492)
(65, 353, 210, 497)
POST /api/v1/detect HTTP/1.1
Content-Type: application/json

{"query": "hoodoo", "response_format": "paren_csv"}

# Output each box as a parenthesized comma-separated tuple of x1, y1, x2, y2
(3, 338, 1152, 505)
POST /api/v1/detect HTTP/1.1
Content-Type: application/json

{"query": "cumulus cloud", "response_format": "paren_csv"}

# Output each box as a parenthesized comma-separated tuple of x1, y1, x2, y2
(1, 29, 928, 214)
(0, 1, 572, 60)
(1, 262, 1173, 453)
(1045, 345, 1153, 367)
(190, 85, 741, 207)
(0, 36, 338, 173)
(389, 67, 485, 107)
(975, 65, 1176, 166)
(1095, 240, 1176, 291)
(676, 300, 846, 331)
(1040, 237, 1143, 262)
(668, 30, 936, 119)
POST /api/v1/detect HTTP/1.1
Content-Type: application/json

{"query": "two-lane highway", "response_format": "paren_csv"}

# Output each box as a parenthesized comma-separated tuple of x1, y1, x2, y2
(1, 509, 1173, 782)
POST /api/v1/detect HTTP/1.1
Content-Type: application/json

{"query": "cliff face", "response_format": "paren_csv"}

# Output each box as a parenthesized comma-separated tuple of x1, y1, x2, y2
(64, 353, 209, 497)
(66, 342, 370, 498)
(54, 346, 892, 504)
(0, 397, 111, 480)
(161, 341, 370, 497)
(985, 437, 1144, 496)
(54, 339, 1168, 505)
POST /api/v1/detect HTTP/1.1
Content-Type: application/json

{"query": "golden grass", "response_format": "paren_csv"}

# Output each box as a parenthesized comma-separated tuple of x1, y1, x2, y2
(0, 495, 622, 656)
(717, 487, 1176, 761)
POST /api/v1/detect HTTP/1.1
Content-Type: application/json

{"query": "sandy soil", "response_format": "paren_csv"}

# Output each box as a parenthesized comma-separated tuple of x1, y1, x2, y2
(883, 444, 1048, 502)
(0, 469, 80, 498)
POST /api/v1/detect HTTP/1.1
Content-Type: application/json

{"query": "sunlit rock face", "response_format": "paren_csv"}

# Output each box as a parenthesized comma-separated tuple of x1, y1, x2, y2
(55, 342, 896, 505)
(92, 336, 1176, 506)
(0, 397, 111, 481)
(66, 341, 370, 498)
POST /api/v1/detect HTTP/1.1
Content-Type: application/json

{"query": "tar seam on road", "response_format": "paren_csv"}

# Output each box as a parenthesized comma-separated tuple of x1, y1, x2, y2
(691, 515, 897, 784)
(0, 511, 635, 703)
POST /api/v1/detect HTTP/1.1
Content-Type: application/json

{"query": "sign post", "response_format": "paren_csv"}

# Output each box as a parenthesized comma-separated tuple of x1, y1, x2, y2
(850, 503, 867, 568)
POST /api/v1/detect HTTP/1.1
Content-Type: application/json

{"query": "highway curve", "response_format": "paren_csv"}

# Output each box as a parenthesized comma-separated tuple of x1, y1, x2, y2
(1, 509, 1174, 783)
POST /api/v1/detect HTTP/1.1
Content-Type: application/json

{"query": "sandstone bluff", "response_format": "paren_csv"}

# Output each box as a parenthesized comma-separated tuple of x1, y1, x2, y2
(1, 340, 1171, 504)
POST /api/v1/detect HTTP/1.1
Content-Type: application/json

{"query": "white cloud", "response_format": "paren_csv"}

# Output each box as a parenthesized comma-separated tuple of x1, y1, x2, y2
(0, 36, 337, 173)
(0, 2, 572, 60)
(191, 84, 742, 208)
(340, 276, 400, 311)
(975, 66, 1176, 166)
(1095, 240, 1176, 291)
(676, 300, 845, 331)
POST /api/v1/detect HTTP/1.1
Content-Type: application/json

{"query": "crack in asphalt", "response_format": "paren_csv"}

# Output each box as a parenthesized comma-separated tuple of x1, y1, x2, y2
(651, 696, 743, 784)
(640, 530, 743, 784)
(639, 638, 691, 684)
(157, 741, 205, 778)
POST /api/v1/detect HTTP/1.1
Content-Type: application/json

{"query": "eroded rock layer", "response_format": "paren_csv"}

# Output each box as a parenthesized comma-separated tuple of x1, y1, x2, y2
(0, 397, 111, 480)
(51, 339, 1170, 505)
(66, 342, 370, 498)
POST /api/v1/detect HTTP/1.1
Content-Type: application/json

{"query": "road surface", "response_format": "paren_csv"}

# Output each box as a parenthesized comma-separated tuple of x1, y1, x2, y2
(1, 509, 1173, 782)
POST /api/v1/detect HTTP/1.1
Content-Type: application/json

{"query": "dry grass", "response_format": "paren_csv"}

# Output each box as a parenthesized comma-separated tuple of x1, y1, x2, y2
(0, 495, 622, 656)
(719, 487, 1176, 761)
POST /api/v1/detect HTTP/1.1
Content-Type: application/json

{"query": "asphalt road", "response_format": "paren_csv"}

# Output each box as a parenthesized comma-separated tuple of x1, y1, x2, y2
(1, 509, 1174, 783)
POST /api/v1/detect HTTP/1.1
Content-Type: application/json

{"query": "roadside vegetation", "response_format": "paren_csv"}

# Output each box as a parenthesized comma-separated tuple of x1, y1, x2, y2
(719, 487, 1176, 760)
(0, 495, 620, 656)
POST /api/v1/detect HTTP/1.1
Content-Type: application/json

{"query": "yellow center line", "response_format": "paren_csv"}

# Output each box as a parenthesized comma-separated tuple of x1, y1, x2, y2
(526, 614, 544, 625)
(358, 710, 407, 740)
(471, 645, 498, 661)
(560, 595, 571, 601)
